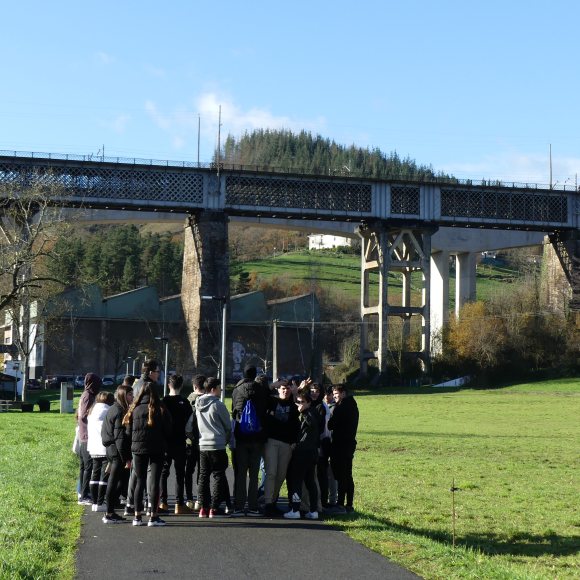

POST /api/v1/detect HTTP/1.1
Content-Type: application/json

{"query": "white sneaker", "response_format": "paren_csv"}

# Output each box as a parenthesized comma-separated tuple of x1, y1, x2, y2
(194, 500, 200, 511)
(92, 504, 106, 512)
(305, 511, 318, 520)
(283, 510, 301, 520)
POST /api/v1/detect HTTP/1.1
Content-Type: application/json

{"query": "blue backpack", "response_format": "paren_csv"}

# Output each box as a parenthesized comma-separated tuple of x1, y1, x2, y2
(239, 399, 261, 435)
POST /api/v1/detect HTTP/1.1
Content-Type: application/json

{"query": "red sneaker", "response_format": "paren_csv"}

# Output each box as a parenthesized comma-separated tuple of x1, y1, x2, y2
(198, 507, 209, 518)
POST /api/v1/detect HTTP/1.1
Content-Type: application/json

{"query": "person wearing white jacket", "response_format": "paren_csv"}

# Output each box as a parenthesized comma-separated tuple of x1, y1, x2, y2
(87, 392, 114, 512)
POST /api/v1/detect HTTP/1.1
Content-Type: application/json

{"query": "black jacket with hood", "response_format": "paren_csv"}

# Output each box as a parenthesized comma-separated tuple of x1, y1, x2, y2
(102, 402, 131, 463)
(127, 394, 172, 456)
(231, 375, 270, 444)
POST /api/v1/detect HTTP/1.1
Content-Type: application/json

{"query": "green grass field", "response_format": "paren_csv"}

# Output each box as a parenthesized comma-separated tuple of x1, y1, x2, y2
(1, 380, 578, 579)
(234, 250, 521, 307)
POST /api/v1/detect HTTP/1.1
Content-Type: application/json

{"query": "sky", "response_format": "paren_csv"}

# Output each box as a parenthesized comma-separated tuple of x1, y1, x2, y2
(1, 0, 579, 187)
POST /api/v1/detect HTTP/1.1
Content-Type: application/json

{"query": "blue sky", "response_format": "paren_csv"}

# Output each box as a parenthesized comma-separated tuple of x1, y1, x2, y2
(2, 0, 579, 186)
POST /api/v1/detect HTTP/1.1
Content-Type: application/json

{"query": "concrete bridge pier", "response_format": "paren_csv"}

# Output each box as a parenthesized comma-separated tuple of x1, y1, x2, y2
(430, 251, 478, 348)
(357, 224, 433, 380)
(455, 252, 477, 317)
(181, 211, 230, 375)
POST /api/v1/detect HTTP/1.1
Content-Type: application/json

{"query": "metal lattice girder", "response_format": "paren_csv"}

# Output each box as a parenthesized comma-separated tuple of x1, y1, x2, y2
(225, 174, 372, 212)
(0, 161, 204, 204)
(440, 187, 567, 223)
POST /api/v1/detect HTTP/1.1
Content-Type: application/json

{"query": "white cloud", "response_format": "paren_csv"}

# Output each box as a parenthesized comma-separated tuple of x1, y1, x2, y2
(144, 91, 326, 152)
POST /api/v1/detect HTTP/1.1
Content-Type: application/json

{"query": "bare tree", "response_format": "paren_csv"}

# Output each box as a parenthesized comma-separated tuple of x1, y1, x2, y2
(0, 181, 71, 401)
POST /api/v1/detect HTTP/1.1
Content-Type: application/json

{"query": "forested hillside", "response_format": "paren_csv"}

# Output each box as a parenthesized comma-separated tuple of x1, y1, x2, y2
(222, 129, 453, 180)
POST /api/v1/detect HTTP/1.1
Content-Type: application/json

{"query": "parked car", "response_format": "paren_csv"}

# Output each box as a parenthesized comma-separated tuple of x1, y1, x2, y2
(27, 378, 41, 390)
(102, 375, 115, 388)
(74, 375, 85, 389)
(46, 375, 75, 389)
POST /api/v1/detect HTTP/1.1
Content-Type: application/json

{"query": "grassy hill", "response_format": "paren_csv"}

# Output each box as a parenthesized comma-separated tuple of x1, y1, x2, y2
(232, 249, 522, 310)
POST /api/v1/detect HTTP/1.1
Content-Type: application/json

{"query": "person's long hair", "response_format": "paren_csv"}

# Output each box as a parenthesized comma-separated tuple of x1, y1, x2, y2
(122, 381, 163, 428)
(115, 384, 133, 413)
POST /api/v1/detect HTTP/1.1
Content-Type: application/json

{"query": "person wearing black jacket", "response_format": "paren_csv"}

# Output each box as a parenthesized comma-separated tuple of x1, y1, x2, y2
(123, 381, 172, 527)
(159, 374, 193, 514)
(230, 365, 270, 516)
(284, 389, 320, 520)
(328, 384, 359, 513)
(263, 380, 299, 517)
(101, 383, 133, 523)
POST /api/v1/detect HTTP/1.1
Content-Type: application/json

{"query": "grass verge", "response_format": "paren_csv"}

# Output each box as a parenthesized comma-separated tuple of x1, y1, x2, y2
(324, 378, 580, 579)
(0, 399, 80, 580)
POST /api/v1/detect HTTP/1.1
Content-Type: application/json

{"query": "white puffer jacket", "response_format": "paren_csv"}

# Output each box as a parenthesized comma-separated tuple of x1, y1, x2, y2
(87, 402, 110, 457)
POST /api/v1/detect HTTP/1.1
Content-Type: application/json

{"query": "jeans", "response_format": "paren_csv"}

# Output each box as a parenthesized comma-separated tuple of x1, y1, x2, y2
(198, 449, 229, 510)
(160, 447, 186, 505)
(233, 440, 263, 511)
(78, 441, 93, 500)
(184, 443, 200, 501)
(330, 443, 356, 508)
(263, 438, 292, 505)
(287, 450, 318, 513)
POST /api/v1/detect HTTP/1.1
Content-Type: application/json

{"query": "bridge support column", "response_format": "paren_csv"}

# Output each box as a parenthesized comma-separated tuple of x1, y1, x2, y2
(430, 250, 449, 353)
(181, 211, 230, 374)
(455, 252, 477, 317)
(357, 224, 434, 381)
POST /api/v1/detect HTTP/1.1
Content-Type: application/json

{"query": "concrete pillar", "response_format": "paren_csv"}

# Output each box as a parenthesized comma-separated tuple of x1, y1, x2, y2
(430, 251, 449, 345)
(181, 211, 230, 374)
(455, 252, 477, 317)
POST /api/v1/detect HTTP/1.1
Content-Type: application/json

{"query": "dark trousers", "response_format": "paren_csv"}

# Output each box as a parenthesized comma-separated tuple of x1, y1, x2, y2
(287, 450, 318, 512)
(79, 441, 93, 500)
(233, 440, 263, 511)
(89, 456, 109, 505)
(133, 453, 163, 514)
(160, 446, 187, 505)
(198, 449, 229, 510)
(185, 443, 200, 501)
(105, 456, 126, 514)
(330, 444, 355, 508)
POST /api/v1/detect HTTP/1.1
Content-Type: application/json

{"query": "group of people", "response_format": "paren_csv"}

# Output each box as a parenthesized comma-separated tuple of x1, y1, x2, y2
(74, 360, 359, 527)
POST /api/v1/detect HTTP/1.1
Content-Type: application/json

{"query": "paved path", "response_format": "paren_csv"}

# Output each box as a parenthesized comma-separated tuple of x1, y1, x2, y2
(76, 471, 420, 580)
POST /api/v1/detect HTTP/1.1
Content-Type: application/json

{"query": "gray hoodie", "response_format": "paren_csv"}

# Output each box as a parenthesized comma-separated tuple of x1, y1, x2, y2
(195, 394, 232, 451)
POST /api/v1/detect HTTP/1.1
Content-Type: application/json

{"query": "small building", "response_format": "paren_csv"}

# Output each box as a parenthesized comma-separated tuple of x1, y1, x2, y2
(308, 233, 352, 250)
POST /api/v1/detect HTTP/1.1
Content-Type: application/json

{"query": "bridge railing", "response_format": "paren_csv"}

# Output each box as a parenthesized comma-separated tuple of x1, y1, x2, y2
(1, 149, 578, 192)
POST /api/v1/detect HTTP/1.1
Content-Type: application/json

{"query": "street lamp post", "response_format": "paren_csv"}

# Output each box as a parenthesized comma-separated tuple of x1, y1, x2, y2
(125, 356, 132, 376)
(201, 295, 227, 402)
(154, 337, 169, 397)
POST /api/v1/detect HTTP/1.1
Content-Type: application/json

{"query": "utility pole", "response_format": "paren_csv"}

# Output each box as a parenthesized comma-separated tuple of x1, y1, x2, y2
(197, 114, 201, 167)
(217, 105, 222, 178)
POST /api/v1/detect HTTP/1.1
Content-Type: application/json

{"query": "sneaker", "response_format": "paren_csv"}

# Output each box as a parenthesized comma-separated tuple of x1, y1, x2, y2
(92, 504, 107, 512)
(246, 509, 262, 517)
(132, 516, 144, 527)
(283, 510, 301, 520)
(230, 509, 245, 517)
(78, 497, 92, 506)
(194, 500, 201, 511)
(345, 505, 355, 514)
(224, 505, 231, 515)
(147, 516, 166, 527)
(174, 504, 193, 515)
(158, 502, 169, 512)
(198, 507, 209, 518)
(186, 500, 195, 509)
(209, 508, 230, 518)
(124, 506, 135, 516)
(102, 514, 124, 524)
(305, 511, 319, 520)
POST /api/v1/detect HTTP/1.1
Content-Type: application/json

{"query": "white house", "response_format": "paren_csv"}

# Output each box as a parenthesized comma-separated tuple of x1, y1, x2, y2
(308, 234, 351, 250)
